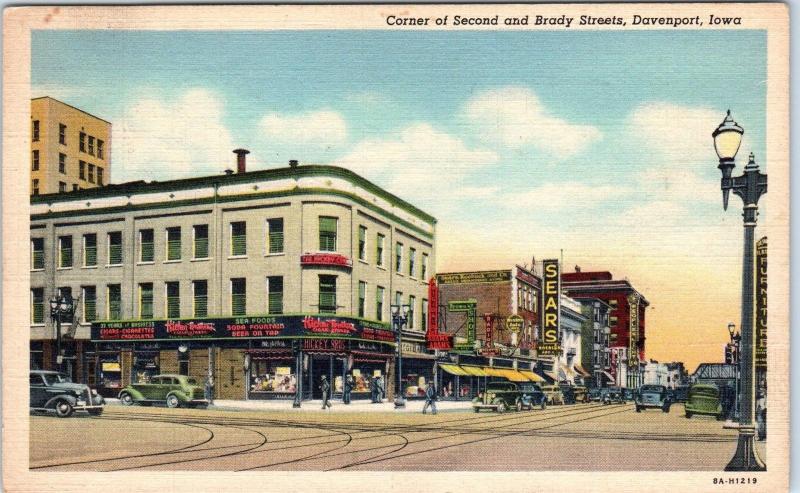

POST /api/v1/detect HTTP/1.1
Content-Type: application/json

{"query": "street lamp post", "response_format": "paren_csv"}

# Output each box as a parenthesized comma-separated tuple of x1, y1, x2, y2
(713, 110, 766, 471)
(49, 293, 75, 373)
(728, 322, 742, 420)
(391, 304, 410, 409)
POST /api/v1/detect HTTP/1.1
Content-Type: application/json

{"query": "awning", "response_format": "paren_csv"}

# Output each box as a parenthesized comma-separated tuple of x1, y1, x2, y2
(518, 370, 545, 383)
(601, 371, 616, 384)
(482, 367, 507, 378)
(461, 366, 489, 377)
(497, 369, 529, 382)
(574, 364, 591, 378)
(543, 371, 557, 382)
(439, 363, 469, 376)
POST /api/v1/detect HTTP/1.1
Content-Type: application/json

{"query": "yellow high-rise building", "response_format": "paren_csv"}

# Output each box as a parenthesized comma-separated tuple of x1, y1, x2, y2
(30, 97, 111, 195)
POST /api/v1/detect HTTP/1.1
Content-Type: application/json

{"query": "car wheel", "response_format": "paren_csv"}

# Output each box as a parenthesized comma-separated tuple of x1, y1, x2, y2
(716, 414, 726, 421)
(166, 394, 181, 409)
(635, 405, 642, 413)
(662, 405, 670, 413)
(516, 401, 523, 412)
(474, 407, 480, 413)
(54, 399, 74, 418)
(685, 411, 692, 419)
(119, 392, 134, 406)
(88, 408, 103, 416)
(540, 399, 547, 410)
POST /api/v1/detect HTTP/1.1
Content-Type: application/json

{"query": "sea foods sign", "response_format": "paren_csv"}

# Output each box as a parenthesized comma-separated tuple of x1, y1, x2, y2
(92, 315, 394, 344)
(538, 259, 561, 356)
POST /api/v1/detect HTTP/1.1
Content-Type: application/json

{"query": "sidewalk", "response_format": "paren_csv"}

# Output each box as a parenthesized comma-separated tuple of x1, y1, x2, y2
(105, 397, 473, 413)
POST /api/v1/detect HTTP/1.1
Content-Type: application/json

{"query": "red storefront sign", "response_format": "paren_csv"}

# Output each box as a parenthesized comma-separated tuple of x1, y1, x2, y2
(300, 253, 352, 268)
(425, 278, 453, 350)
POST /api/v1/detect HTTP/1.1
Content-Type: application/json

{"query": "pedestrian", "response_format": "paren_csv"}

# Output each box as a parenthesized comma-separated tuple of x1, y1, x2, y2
(320, 375, 332, 409)
(343, 375, 353, 405)
(376, 376, 385, 402)
(370, 376, 381, 403)
(204, 375, 214, 405)
(422, 383, 438, 415)
(756, 391, 767, 441)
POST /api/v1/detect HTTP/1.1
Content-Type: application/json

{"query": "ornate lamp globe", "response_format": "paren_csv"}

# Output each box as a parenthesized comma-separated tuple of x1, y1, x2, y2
(712, 110, 744, 162)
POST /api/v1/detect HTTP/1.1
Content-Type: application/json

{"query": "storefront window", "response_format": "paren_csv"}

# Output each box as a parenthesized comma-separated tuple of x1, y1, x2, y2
(98, 355, 122, 392)
(250, 360, 296, 394)
(133, 352, 160, 383)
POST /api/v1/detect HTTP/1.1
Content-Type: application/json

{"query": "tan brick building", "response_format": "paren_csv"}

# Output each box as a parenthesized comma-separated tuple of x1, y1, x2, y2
(31, 97, 111, 195)
(30, 157, 435, 402)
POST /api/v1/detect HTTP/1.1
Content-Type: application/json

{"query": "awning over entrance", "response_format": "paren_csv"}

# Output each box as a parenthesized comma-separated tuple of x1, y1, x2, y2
(496, 369, 529, 382)
(601, 371, 616, 384)
(518, 370, 545, 383)
(574, 364, 591, 378)
(439, 363, 469, 376)
(461, 366, 488, 377)
(482, 367, 507, 378)
(543, 371, 557, 382)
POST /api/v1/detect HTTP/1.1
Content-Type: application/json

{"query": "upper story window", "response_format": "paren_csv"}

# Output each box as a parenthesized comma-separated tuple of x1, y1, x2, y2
(139, 229, 154, 262)
(318, 275, 337, 314)
(422, 253, 429, 280)
(108, 231, 122, 266)
(97, 167, 104, 186)
(165, 282, 180, 318)
(139, 283, 154, 319)
(79, 161, 86, 180)
(193, 225, 209, 259)
(376, 286, 385, 321)
(83, 233, 97, 267)
(230, 221, 247, 256)
(59, 153, 66, 174)
(376, 233, 385, 267)
(88, 163, 95, 183)
(408, 248, 416, 277)
(192, 280, 208, 317)
(82, 286, 97, 322)
(32, 150, 39, 171)
(97, 140, 104, 159)
(267, 276, 283, 314)
(408, 295, 416, 329)
(79, 132, 86, 152)
(107, 284, 122, 320)
(59, 181, 67, 193)
(358, 281, 367, 318)
(58, 235, 73, 268)
(31, 238, 44, 270)
(267, 218, 284, 254)
(166, 227, 181, 261)
(32, 179, 39, 196)
(395, 242, 403, 273)
(88, 135, 95, 155)
(59, 124, 67, 145)
(358, 226, 367, 261)
(319, 217, 337, 252)
(32, 120, 40, 142)
(231, 278, 246, 316)
(422, 298, 428, 332)
(31, 288, 44, 324)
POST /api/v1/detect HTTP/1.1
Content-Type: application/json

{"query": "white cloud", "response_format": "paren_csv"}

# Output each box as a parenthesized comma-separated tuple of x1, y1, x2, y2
(332, 123, 498, 207)
(260, 110, 347, 146)
(462, 86, 603, 159)
(500, 182, 630, 210)
(113, 88, 240, 182)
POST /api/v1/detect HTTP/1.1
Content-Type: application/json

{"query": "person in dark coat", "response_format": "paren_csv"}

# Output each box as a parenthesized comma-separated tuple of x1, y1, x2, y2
(422, 383, 438, 415)
(369, 376, 378, 403)
(204, 375, 214, 405)
(376, 376, 385, 401)
(320, 375, 332, 409)
(756, 391, 767, 441)
(343, 375, 353, 405)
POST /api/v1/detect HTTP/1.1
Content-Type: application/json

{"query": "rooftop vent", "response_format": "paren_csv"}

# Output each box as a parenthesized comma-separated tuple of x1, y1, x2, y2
(233, 148, 250, 173)
(289, 159, 299, 168)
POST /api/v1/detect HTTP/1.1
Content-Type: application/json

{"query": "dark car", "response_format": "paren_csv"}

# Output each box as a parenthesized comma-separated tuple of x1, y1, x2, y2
(30, 370, 105, 417)
(119, 374, 208, 408)
(602, 387, 625, 404)
(560, 384, 589, 404)
(622, 387, 637, 401)
(635, 385, 671, 413)
(472, 382, 535, 413)
(669, 386, 690, 403)
(588, 388, 603, 402)
(517, 382, 548, 410)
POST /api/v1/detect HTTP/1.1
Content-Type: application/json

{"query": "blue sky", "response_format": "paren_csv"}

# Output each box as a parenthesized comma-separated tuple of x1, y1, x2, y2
(32, 29, 767, 369)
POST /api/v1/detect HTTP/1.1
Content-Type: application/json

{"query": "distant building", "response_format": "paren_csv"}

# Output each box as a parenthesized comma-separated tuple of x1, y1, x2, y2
(562, 269, 649, 388)
(574, 297, 613, 388)
(642, 359, 669, 387)
(31, 97, 111, 195)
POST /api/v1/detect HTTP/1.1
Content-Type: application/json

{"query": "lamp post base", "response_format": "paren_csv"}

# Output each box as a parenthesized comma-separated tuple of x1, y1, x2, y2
(394, 397, 406, 409)
(292, 401, 301, 408)
(725, 426, 766, 471)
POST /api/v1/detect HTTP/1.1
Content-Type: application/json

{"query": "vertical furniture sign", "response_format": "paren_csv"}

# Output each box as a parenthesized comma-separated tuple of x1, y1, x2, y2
(755, 237, 767, 370)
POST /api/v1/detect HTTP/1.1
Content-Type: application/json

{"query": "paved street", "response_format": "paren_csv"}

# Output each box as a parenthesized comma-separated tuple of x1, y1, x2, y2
(29, 402, 766, 471)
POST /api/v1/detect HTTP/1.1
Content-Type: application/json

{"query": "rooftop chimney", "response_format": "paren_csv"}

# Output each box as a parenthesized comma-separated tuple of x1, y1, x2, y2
(289, 159, 299, 168)
(224, 169, 234, 175)
(233, 149, 250, 174)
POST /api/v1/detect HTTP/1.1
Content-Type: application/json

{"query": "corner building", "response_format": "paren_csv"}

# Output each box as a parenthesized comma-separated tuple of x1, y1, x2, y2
(30, 160, 435, 401)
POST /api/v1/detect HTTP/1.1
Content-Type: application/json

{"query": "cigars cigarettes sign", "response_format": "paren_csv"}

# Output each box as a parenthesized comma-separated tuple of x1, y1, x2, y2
(91, 315, 394, 343)
(539, 259, 561, 356)
(755, 237, 767, 371)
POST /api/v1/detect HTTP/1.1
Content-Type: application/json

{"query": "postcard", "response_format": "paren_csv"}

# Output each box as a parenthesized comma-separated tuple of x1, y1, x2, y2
(2, 3, 789, 492)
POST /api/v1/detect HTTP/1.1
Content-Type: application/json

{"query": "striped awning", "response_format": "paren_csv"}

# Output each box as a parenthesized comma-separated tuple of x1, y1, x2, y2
(543, 371, 558, 382)
(439, 363, 469, 376)
(601, 371, 616, 384)
(497, 369, 529, 381)
(518, 370, 545, 383)
(461, 366, 489, 377)
(482, 367, 507, 378)
(574, 364, 591, 377)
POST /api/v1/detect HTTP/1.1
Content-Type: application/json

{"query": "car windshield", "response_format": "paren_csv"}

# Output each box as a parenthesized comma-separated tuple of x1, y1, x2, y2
(187, 378, 198, 385)
(691, 387, 719, 397)
(42, 373, 72, 385)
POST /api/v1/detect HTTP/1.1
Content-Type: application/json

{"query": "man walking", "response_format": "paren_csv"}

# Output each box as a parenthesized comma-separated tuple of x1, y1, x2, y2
(320, 375, 332, 410)
(756, 390, 767, 441)
(370, 375, 380, 403)
(343, 375, 353, 405)
(422, 383, 437, 415)
(204, 375, 214, 405)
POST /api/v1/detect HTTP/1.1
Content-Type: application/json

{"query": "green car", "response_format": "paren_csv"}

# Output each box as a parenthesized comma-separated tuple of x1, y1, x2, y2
(119, 374, 208, 409)
(684, 384, 724, 420)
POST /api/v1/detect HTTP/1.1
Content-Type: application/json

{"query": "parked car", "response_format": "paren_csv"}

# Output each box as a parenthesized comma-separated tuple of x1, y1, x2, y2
(602, 386, 625, 404)
(588, 387, 603, 402)
(684, 384, 725, 420)
(540, 384, 565, 405)
(30, 370, 105, 417)
(622, 387, 637, 401)
(670, 385, 690, 403)
(559, 384, 589, 404)
(635, 385, 671, 413)
(516, 382, 548, 410)
(119, 374, 208, 408)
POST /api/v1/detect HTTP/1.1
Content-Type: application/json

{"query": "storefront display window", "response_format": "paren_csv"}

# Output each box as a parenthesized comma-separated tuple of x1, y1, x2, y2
(133, 352, 160, 383)
(250, 359, 296, 394)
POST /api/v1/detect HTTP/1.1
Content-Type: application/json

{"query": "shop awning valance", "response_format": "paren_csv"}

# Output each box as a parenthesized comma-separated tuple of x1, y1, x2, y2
(461, 366, 488, 377)
(574, 364, 591, 378)
(493, 369, 528, 381)
(439, 363, 469, 376)
(543, 371, 557, 382)
(482, 367, 507, 378)
(601, 371, 616, 384)
(518, 370, 545, 383)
